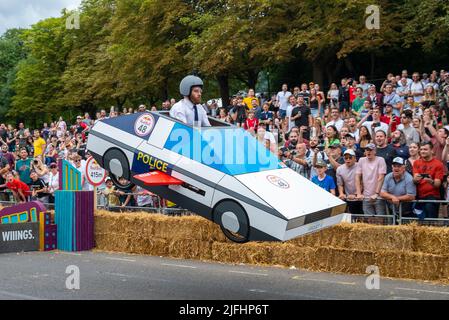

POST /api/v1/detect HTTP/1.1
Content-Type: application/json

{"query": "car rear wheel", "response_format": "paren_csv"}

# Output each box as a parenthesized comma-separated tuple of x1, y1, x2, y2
(214, 200, 250, 243)
(103, 148, 135, 191)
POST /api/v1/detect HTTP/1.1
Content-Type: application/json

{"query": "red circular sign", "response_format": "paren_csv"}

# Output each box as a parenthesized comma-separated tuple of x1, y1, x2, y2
(85, 157, 107, 186)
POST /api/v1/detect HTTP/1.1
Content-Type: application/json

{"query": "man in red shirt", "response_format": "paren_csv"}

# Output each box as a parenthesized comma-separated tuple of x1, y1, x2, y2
(5, 171, 31, 203)
(243, 110, 259, 135)
(380, 103, 401, 134)
(413, 141, 445, 218)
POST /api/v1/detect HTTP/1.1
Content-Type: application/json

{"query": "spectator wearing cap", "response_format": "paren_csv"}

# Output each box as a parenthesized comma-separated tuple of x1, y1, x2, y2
(311, 160, 336, 195)
(374, 130, 397, 174)
(381, 103, 401, 133)
(138, 104, 148, 112)
(308, 137, 328, 179)
(337, 149, 362, 214)
(380, 157, 416, 217)
(356, 143, 387, 215)
(345, 133, 362, 160)
(413, 141, 445, 219)
(397, 110, 420, 146)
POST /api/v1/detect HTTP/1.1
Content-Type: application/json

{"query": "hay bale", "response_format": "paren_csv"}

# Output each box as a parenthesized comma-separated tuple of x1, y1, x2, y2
(374, 251, 448, 282)
(167, 239, 213, 260)
(311, 247, 376, 274)
(413, 226, 449, 255)
(270, 243, 315, 268)
(94, 210, 226, 242)
(211, 242, 274, 265)
(288, 224, 352, 248)
(346, 224, 414, 252)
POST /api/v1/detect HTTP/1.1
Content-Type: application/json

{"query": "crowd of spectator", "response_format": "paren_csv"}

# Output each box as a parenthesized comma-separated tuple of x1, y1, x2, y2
(211, 69, 449, 220)
(2, 68, 449, 220)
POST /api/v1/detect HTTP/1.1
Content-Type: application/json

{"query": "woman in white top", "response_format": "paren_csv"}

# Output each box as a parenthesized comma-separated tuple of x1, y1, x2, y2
(327, 83, 339, 107)
(47, 163, 59, 203)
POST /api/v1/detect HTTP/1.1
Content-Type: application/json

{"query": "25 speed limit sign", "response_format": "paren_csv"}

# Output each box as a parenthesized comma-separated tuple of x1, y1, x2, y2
(85, 157, 107, 186)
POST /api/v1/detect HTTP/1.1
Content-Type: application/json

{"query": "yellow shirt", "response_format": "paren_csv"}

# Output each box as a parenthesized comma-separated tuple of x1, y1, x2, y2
(33, 137, 46, 157)
(243, 97, 259, 110)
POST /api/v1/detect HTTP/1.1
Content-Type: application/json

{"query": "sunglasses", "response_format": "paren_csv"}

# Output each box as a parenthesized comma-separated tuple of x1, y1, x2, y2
(344, 155, 354, 159)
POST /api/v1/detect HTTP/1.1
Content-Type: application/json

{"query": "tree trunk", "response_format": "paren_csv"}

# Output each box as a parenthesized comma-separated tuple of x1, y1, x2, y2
(247, 69, 259, 90)
(370, 52, 375, 80)
(344, 56, 357, 77)
(216, 74, 230, 108)
(312, 60, 325, 87)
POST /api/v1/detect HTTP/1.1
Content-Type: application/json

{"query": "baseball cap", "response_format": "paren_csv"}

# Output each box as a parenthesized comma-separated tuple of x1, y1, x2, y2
(365, 143, 376, 150)
(49, 162, 57, 168)
(344, 149, 356, 157)
(345, 133, 355, 139)
(392, 157, 405, 165)
(76, 115, 82, 119)
(314, 160, 327, 168)
(105, 177, 112, 182)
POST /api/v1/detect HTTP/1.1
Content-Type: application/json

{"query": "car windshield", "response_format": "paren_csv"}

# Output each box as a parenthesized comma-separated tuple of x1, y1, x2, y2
(164, 123, 281, 176)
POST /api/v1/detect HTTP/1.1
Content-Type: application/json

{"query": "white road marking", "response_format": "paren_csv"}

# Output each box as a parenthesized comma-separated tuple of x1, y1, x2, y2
(57, 252, 82, 256)
(292, 275, 355, 286)
(249, 289, 267, 293)
(103, 272, 169, 283)
(104, 257, 136, 262)
(229, 271, 268, 276)
(0, 290, 45, 300)
(395, 287, 449, 295)
(161, 263, 197, 269)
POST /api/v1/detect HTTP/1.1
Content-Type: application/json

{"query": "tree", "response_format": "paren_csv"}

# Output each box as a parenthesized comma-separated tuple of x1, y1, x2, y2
(9, 17, 70, 125)
(403, 0, 449, 52)
(271, 0, 405, 84)
(0, 29, 27, 118)
(60, 0, 117, 114)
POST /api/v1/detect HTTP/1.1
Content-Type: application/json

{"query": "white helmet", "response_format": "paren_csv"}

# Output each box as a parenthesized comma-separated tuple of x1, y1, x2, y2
(180, 75, 203, 96)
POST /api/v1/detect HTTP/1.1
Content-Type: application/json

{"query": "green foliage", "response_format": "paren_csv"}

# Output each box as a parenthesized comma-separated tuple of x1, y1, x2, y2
(0, 0, 448, 124)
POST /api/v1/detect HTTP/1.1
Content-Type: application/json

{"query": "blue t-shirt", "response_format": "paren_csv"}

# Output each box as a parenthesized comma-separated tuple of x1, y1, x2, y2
(312, 174, 336, 192)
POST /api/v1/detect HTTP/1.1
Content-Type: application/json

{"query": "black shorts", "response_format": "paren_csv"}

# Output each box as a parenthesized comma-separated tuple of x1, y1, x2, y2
(339, 101, 350, 112)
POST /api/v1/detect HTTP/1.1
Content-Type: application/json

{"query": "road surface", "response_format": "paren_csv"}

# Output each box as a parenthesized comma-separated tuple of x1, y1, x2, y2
(1, 250, 448, 300)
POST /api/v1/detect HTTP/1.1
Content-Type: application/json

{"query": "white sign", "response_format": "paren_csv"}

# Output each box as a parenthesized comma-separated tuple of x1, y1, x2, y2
(134, 113, 155, 137)
(85, 157, 106, 186)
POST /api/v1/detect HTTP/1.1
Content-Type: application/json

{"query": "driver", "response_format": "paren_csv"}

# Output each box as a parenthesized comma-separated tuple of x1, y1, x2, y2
(170, 75, 211, 127)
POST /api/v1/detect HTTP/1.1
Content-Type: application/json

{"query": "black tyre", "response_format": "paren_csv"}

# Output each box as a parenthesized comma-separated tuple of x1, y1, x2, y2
(214, 200, 250, 243)
(103, 148, 135, 191)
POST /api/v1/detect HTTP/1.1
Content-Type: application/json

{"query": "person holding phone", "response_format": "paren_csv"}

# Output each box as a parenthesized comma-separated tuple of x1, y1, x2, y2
(413, 141, 445, 219)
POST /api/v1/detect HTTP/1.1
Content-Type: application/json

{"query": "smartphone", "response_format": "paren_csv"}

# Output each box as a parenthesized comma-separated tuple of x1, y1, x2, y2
(420, 173, 430, 178)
